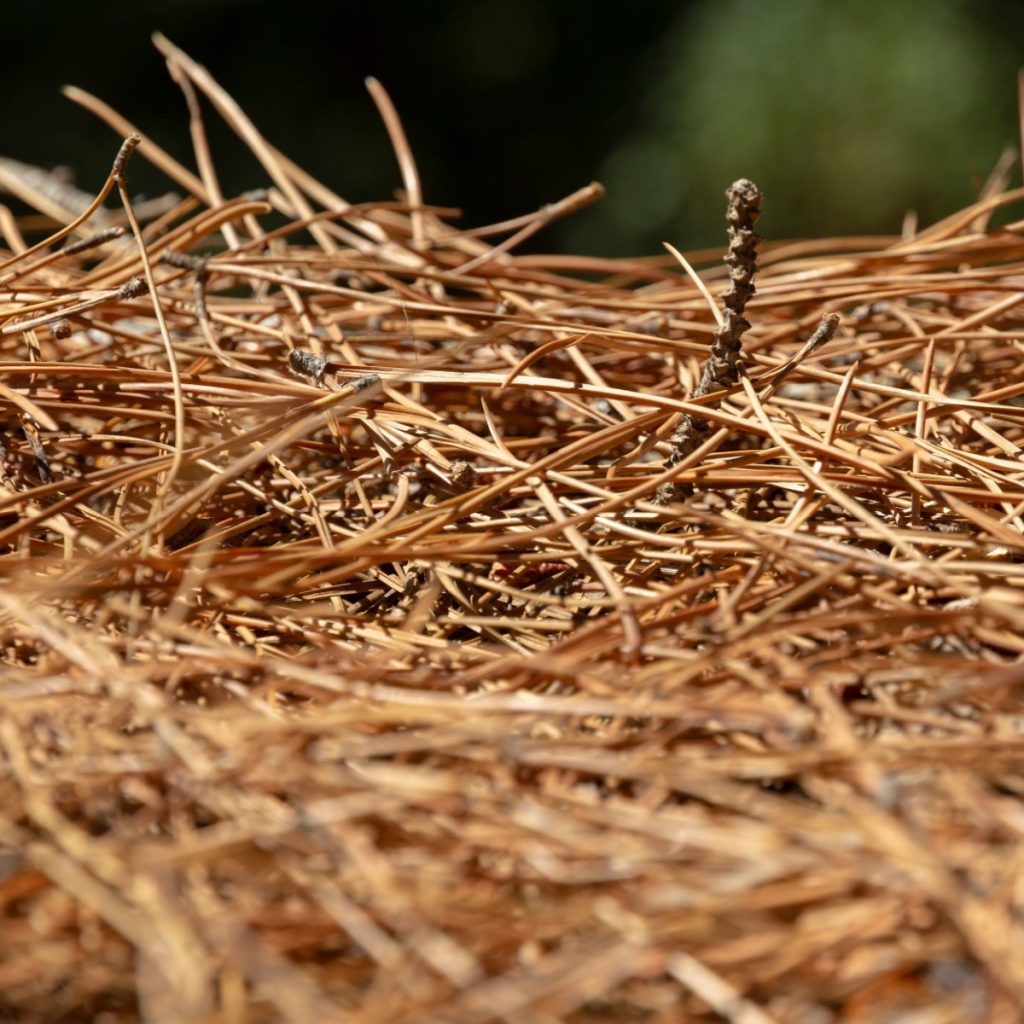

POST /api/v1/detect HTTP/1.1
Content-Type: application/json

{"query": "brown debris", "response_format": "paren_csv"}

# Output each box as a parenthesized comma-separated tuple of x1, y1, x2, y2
(1, 41, 1024, 1023)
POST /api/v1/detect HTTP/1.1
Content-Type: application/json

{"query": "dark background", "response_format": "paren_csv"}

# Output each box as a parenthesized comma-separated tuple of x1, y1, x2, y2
(4, 0, 1024, 255)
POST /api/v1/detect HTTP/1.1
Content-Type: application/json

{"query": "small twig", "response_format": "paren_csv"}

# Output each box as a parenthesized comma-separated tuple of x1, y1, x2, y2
(159, 249, 209, 273)
(666, 178, 763, 469)
(62, 225, 127, 256)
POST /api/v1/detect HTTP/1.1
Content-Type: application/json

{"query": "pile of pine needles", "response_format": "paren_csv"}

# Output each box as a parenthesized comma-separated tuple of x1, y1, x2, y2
(3, 36, 1024, 1024)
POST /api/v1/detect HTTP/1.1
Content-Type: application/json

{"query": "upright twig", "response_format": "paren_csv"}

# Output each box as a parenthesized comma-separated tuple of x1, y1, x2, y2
(666, 178, 763, 469)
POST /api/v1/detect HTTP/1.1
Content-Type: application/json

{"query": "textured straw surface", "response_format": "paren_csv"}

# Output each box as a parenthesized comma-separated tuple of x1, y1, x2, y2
(2, 37, 1024, 1024)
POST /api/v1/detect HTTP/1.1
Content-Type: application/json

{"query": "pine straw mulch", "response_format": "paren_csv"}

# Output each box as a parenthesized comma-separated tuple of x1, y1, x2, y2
(2, 36, 1024, 1024)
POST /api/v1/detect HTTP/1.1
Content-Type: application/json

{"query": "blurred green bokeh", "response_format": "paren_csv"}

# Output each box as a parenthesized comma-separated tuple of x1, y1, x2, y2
(3, 0, 1022, 256)
(568, 0, 1021, 253)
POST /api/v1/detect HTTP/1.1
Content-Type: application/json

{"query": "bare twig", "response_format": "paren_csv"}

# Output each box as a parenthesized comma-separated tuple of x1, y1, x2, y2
(666, 177, 763, 468)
